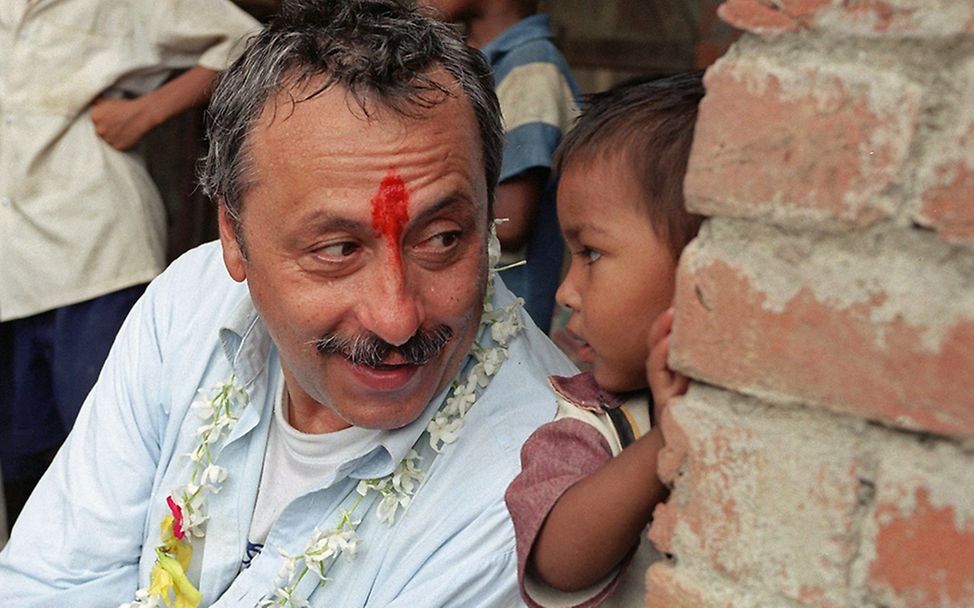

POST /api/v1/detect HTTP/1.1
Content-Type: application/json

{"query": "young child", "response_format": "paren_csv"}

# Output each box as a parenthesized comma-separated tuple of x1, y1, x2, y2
(420, 0, 581, 333)
(505, 71, 706, 607)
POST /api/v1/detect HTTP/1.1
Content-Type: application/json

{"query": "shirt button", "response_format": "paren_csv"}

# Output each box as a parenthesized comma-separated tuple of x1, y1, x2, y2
(0, 196, 10, 208)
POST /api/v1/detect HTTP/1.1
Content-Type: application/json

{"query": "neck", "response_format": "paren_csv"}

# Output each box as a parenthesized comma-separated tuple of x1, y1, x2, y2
(282, 371, 352, 434)
(465, 7, 528, 49)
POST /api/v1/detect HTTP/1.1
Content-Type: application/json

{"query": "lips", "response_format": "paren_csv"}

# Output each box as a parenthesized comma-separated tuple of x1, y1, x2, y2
(341, 357, 423, 393)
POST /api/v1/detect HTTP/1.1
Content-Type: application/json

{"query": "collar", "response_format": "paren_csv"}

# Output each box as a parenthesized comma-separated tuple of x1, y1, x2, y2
(480, 14, 554, 64)
(219, 296, 273, 387)
(548, 371, 629, 412)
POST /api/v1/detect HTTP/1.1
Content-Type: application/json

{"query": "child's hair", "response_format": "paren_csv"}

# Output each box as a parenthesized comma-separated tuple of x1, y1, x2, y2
(554, 71, 706, 260)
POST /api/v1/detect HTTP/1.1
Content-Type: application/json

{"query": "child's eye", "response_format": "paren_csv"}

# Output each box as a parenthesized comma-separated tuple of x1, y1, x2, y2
(576, 247, 602, 264)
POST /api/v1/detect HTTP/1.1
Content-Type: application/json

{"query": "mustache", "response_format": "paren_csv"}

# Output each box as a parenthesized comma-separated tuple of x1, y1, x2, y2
(312, 325, 454, 368)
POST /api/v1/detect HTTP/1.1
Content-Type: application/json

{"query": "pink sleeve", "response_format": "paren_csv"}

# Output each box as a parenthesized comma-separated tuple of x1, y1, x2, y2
(504, 418, 626, 608)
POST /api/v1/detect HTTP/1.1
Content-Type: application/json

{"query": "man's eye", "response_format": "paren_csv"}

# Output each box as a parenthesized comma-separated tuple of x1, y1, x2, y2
(427, 231, 460, 249)
(316, 241, 359, 260)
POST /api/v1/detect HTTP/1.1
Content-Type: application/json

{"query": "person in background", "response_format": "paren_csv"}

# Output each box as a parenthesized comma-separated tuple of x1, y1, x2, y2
(421, 0, 581, 333)
(0, 2, 575, 606)
(0, 0, 259, 525)
(505, 72, 706, 607)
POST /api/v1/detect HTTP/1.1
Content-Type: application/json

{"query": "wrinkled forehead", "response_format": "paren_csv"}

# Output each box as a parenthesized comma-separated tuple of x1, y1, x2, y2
(240, 76, 489, 221)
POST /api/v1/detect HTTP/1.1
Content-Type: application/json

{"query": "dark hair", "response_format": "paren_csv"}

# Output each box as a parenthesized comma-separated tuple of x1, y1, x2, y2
(554, 71, 706, 260)
(199, 0, 503, 230)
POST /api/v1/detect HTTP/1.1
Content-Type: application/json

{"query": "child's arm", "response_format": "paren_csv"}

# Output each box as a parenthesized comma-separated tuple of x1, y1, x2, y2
(530, 422, 667, 592)
(91, 65, 218, 151)
(493, 169, 546, 252)
(529, 308, 687, 593)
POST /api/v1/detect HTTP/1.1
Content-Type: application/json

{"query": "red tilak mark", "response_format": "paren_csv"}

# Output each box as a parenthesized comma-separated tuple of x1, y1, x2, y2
(166, 495, 185, 539)
(370, 168, 410, 270)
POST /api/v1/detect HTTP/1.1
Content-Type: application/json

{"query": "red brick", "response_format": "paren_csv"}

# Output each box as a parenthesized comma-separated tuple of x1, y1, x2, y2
(718, 0, 805, 35)
(865, 439, 974, 607)
(915, 62, 974, 244)
(686, 57, 921, 228)
(670, 223, 974, 437)
(719, 0, 974, 37)
(645, 564, 710, 608)
(917, 163, 974, 243)
(651, 386, 866, 607)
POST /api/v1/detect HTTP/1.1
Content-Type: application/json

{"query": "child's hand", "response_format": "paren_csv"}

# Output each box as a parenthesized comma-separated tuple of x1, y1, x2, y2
(647, 307, 688, 423)
(90, 96, 159, 151)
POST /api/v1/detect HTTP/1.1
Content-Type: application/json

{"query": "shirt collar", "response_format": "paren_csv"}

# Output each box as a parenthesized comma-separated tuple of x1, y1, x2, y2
(219, 295, 273, 387)
(480, 14, 553, 64)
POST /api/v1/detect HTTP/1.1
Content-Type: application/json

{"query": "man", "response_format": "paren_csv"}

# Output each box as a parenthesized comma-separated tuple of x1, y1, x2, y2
(421, 0, 582, 333)
(0, 1, 574, 606)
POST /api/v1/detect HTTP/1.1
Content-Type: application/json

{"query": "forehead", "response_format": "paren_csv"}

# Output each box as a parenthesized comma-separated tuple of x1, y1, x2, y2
(242, 76, 487, 220)
(557, 156, 648, 232)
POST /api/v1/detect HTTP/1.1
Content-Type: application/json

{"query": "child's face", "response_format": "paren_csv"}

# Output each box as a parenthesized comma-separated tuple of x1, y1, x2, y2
(556, 158, 677, 393)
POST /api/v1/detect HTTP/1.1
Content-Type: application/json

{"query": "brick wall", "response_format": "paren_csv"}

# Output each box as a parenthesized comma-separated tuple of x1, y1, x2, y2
(648, 2, 974, 607)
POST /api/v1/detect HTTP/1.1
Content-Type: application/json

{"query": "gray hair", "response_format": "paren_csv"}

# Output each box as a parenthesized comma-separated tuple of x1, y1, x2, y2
(199, 0, 503, 228)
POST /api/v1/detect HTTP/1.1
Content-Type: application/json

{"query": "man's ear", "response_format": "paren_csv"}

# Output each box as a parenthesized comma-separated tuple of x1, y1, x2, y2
(218, 202, 248, 283)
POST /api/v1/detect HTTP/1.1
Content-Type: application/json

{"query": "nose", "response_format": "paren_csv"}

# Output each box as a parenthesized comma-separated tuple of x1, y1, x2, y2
(357, 259, 423, 347)
(555, 264, 580, 312)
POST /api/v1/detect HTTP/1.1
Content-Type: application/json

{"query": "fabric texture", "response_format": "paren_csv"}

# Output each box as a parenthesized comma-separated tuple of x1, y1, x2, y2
(481, 14, 581, 333)
(0, 241, 577, 607)
(0, 284, 145, 481)
(505, 372, 662, 608)
(0, 0, 258, 321)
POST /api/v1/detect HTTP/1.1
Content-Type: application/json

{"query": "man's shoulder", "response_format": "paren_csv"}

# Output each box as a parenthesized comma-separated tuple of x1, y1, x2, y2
(142, 240, 250, 334)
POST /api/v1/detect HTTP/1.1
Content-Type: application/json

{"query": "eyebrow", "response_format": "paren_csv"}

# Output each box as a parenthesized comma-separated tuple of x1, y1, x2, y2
(409, 193, 476, 226)
(562, 223, 611, 241)
(295, 213, 369, 234)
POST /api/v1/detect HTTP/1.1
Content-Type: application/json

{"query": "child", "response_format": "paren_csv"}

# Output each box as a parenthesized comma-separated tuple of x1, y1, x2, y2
(420, 0, 581, 333)
(505, 71, 706, 607)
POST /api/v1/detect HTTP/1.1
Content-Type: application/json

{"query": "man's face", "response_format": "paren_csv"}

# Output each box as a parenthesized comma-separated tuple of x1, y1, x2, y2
(219, 80, 489, 433)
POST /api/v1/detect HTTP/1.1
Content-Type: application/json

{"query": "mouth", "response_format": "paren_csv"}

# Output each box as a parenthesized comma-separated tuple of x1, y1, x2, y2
(563, 326, 593, 361)
(342, 357, 425, 392)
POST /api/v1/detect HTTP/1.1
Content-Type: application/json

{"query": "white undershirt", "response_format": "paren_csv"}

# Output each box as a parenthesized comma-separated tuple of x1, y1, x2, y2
(248, 373, 383, 547)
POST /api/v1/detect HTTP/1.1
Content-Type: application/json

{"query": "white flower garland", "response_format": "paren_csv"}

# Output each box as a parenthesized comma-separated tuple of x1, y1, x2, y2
(124, 223, 522, 608)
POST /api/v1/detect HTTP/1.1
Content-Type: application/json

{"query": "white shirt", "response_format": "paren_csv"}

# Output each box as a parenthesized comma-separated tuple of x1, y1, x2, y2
(248, 377, 383, 548)
(0, 0, 258, 320)
(0, 241, 578, 606)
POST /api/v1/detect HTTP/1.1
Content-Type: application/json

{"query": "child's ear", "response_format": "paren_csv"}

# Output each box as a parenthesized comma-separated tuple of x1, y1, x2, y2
(218, 202, 247, 283)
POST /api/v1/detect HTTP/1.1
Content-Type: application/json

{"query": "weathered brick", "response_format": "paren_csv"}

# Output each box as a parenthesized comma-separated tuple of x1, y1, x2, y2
(719, 0, 974, 38)
(646, 564, 708, 608)
(914, 57, 974, 244)
(646, 562, 809, 608)
(859, 435, 974, 608)
(685, 54, 921, 228)
(650, 385, 868, 607)
(671, 220, 974, 437)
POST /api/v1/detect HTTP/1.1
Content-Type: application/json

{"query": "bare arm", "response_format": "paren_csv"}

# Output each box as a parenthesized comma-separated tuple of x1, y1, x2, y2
(529, 426, 667, 591)
(493, 169, 546, 253)
(91, 65, 218, 151)
(529, 309, 687, 592)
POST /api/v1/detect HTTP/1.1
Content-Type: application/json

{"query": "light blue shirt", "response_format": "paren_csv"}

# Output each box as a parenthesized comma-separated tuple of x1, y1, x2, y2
(0, 241, 575, 607)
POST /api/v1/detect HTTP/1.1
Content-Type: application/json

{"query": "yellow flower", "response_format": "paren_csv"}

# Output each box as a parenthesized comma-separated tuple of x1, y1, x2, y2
(148, 522, 201, 608)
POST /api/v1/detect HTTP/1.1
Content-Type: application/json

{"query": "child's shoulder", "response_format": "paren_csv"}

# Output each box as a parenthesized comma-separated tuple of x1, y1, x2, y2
(548, 372, 653, 455)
